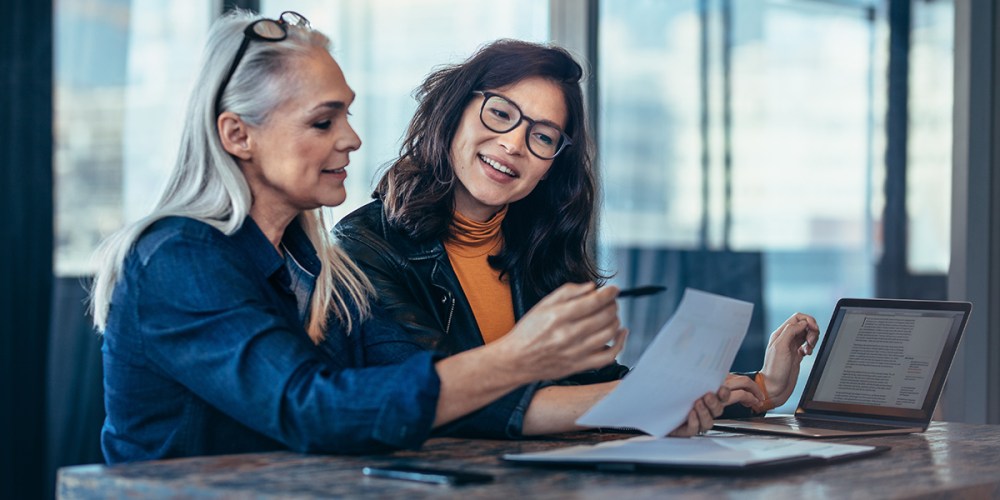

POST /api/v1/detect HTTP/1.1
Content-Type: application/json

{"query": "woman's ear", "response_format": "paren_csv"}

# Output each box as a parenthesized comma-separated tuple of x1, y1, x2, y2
(217, 111, 252, 160)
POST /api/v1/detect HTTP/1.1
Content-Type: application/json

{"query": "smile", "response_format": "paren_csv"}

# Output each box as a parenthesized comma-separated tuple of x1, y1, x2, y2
(322, 168, 346, 174)
(479, 154, 517, 177)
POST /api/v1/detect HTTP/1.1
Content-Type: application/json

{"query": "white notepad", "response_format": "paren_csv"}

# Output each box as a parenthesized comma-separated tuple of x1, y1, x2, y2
(503, 434, 888, 472)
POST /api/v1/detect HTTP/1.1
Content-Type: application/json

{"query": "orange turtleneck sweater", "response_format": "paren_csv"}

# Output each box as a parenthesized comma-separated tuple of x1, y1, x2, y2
(443, 207, 515, 344)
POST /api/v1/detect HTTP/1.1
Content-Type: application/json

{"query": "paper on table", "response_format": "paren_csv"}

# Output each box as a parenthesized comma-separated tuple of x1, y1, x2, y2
(576, 288, 753, 436)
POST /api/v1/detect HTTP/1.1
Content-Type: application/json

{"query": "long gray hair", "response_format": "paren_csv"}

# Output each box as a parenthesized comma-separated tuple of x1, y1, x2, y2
(90, 10, 372, 342)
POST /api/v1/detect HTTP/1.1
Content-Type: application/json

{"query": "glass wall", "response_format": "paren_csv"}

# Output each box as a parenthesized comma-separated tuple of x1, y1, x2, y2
(598, 0, 952, 412)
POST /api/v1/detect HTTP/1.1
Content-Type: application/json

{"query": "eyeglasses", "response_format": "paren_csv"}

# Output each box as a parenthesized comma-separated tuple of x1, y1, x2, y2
(214, 11, 310, 116)
(473, 91, 572, 160)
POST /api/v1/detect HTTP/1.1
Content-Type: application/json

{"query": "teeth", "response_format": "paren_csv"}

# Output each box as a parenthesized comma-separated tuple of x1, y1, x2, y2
(480, 155, 515, 177)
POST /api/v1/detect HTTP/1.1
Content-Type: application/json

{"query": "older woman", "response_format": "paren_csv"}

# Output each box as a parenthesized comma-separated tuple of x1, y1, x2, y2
(335, 39, 821, 433)
(90, 12, 635, 464)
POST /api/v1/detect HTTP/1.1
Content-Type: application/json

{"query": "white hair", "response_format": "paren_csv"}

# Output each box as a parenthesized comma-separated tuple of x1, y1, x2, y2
(90, 9, 372, 342)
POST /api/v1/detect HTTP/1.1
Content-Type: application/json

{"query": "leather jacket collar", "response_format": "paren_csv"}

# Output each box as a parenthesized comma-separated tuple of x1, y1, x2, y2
(335, 199, 536, 353)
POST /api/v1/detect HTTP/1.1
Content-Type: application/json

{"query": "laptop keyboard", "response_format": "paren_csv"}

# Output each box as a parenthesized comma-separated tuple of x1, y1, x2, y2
(758, 416, 904, 432)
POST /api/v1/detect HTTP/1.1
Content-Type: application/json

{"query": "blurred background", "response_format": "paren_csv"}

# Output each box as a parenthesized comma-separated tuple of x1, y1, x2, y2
(4, 0, 998, 498)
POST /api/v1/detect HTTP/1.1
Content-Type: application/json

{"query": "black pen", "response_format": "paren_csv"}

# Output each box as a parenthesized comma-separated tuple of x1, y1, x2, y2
(616, 285, 667, 298)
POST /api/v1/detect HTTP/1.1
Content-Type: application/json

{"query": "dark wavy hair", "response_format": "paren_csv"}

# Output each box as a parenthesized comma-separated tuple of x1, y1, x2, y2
(375, 39, 606, 298)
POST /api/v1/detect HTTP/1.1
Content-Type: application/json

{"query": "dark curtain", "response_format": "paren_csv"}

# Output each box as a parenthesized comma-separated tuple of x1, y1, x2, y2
(610, 248, 766, 372)
(46, 277, 105, 499)
(1, 1, 54, 498)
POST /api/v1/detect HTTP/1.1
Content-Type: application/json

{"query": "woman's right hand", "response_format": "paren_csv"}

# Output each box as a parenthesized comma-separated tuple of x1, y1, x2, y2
(668, 386, 730, 437)
(492, 282, 626, 384)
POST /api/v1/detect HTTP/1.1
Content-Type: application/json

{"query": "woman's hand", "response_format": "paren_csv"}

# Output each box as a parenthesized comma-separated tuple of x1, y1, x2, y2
(722, 373, 765, 408)
(668, 386, 730, 437)
(758, 313, 821, 407)
(492, 282, 626, 384)
(432, 282, 623, 428)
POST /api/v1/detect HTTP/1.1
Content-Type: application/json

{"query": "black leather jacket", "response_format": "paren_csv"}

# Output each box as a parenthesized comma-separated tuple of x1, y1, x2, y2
(334, 199, 631, 382)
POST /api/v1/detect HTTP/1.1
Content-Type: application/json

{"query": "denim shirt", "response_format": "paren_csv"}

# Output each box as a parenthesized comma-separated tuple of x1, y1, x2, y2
(101, 216, 441, 463)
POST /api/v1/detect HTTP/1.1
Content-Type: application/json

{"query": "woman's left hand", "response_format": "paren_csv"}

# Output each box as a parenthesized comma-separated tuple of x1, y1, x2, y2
(759, 313, 821, 407)
(668, 386, 730, 437)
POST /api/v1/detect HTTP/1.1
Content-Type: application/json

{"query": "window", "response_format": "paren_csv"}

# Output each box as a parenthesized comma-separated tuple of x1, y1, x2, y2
(55, 0, 212, 275)
(598, 0, 952, 412)
(907, 0, 952, 274)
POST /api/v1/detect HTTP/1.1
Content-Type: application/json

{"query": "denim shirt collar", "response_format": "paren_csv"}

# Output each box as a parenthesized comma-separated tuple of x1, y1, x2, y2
(231, 216, 322, 281)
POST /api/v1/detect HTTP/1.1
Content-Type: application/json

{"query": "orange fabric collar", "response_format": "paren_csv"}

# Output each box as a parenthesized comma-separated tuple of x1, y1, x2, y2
(447, 206, 508, 257)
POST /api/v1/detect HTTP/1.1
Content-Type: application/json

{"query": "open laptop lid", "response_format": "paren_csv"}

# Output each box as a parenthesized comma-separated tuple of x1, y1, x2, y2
(793, 298, 971, 426)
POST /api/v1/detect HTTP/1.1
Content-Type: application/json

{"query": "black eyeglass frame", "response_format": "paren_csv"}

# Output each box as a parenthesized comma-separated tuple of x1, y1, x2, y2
(472, 90, 573, 160)
(214, 11, 310, 117)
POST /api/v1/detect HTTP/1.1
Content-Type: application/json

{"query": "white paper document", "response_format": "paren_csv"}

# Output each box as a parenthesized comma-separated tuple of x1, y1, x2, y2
(576, 288, 753, 436)
(504, 434, 881, 468)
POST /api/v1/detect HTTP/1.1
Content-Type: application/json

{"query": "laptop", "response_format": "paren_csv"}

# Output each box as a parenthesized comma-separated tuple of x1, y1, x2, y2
(713, 298, 972, 438)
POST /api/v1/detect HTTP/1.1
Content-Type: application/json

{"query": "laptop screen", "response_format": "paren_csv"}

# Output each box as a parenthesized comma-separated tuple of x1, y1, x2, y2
(796, 299, 971, 422)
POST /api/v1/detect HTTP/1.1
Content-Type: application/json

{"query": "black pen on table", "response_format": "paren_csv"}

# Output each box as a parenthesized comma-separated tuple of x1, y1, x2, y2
(616, 285, 667, 298)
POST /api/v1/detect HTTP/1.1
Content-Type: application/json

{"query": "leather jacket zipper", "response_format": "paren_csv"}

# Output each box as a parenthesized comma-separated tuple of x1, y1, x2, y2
(442, 293, 455, 335)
